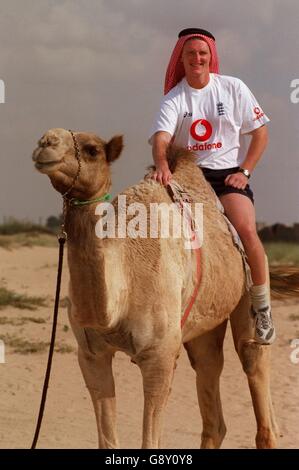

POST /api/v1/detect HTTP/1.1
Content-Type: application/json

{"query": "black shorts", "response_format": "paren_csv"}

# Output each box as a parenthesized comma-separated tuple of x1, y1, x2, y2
(201, 166, 254, 204)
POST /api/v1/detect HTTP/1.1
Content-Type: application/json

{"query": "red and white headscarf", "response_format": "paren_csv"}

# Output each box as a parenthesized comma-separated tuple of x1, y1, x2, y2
(164, 29, 219, 95)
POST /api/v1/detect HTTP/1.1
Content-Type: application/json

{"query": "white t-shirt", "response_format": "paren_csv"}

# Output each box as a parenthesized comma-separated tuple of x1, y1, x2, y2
(149, 74, 269, 170)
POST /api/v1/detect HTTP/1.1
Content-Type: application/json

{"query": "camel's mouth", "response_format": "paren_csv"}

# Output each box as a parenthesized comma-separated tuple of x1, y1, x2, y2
(34, 160, 62, 173)
(32, 145, 64, 173)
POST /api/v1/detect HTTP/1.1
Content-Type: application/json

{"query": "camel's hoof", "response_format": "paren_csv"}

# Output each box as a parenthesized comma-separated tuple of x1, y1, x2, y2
(256, 428, 277, 449)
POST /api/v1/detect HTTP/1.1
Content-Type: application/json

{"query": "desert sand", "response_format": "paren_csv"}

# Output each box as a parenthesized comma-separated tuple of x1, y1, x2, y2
(0, 246, 298, 449)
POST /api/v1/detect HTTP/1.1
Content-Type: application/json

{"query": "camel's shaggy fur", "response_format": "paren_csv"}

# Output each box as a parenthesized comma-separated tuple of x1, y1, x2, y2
(32, 128, 280, 449)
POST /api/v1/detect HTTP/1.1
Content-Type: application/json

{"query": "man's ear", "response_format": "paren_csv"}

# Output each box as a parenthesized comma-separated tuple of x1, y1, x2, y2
(105, 135, 124, 163)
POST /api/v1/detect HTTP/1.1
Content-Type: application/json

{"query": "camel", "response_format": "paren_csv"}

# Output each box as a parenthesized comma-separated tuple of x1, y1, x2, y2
(32, 127, 280, 449)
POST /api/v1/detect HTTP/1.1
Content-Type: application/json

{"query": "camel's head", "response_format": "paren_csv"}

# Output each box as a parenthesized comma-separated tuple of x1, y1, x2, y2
(32, 128, 123, 199)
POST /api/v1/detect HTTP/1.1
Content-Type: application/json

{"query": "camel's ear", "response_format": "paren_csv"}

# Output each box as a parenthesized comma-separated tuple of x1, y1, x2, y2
(105, 135, 123, 163)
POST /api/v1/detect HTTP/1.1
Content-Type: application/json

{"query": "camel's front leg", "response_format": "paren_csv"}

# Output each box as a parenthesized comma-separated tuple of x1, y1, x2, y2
(78, 346, 119, 448)
(184, 320, 228, 449)
(137, 344, 180, 449)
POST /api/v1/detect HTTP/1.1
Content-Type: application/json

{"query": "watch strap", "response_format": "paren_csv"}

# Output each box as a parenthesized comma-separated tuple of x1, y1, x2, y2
(238, 167, 251, 179)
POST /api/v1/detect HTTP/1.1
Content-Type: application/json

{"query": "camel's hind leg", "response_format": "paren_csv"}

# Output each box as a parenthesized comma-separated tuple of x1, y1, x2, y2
(230, 292, 279, 448)
(184, 320, 228, 449)
(78, 345, 119, 448)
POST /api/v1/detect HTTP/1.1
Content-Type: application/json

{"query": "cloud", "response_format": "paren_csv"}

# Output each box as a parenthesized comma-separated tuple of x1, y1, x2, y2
(0, 0, 298, 224)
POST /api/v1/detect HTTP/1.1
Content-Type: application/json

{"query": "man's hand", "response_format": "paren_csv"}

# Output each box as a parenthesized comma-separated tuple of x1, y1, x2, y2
(151, 163, 172, 185)
(225, 172, 248, 190)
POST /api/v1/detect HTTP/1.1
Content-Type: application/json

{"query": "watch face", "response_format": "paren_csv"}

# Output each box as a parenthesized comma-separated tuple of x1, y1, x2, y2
(239, 168, 250, 177)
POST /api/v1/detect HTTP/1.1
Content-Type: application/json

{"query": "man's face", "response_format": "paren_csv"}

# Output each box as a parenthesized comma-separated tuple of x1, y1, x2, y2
(181, 38, 211, 80)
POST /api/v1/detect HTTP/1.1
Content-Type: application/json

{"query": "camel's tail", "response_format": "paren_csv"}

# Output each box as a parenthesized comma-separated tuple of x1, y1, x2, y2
(270, 266, 299, 299)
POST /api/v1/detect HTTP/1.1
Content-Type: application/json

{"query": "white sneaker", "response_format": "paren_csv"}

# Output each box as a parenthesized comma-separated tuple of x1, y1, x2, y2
(251, 306, 276, 345)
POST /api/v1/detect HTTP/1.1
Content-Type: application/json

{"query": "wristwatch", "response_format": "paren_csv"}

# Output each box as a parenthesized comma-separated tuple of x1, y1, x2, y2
(238, 167, 251, 179)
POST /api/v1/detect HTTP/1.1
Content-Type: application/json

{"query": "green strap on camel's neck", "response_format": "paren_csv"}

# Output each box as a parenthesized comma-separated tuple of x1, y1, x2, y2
(70, 193, 111, 206)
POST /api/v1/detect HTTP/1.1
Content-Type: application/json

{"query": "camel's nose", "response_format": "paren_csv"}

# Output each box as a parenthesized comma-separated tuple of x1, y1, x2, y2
(32, 132, 62, 165)
(38, 132, 60, 148)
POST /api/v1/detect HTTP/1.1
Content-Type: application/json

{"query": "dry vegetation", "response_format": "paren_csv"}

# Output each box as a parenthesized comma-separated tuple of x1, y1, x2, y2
(0, 287, 48, 310)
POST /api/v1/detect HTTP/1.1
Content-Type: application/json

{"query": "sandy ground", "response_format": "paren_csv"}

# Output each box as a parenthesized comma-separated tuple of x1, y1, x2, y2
(0, 246, 298, 449)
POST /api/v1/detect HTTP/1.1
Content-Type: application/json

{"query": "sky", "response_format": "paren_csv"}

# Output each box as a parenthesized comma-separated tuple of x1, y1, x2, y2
(0, 0, 299, 225)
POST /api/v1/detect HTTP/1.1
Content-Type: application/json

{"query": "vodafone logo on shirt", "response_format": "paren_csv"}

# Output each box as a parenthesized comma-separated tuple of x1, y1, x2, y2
(253, 106, 265, 121)
(188, 119, 222, 152)
(190, 119, 212, 141)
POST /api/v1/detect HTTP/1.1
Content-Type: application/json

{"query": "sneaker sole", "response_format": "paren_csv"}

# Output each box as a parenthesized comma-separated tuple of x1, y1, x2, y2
(254, 329, 276, 346)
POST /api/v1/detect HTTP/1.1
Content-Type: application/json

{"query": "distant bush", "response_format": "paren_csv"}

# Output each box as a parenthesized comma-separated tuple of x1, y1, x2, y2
(259, 223, 299, 243)
(46, 214, 63, 231)
(0, 218, 52, 235)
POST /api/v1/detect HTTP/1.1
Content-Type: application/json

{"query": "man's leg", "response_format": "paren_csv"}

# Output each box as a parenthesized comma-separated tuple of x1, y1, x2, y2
(219, 192, 275, 345)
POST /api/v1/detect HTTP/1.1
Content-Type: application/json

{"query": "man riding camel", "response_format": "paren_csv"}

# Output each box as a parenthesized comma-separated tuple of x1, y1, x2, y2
(149, 27, 275, 345)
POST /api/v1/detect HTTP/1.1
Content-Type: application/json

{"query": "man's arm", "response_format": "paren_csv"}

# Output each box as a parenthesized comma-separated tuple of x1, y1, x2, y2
(240, 125, 269, 172)
(225, 125, 269, 189)
(151, 131, 173, 185)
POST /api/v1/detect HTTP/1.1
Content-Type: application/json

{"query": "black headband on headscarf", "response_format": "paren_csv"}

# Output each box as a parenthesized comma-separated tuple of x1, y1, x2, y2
(178, 28, 215, 41)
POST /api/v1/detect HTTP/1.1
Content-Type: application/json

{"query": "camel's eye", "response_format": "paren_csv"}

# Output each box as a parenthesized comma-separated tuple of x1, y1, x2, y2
(85, 145, 98, 157)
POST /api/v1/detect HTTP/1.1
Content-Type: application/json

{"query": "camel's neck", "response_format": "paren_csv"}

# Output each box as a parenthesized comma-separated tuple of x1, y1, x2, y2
(65, 197, 111, 328)
(65, 179, 110, 238)
(65, 203, 99, 244)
